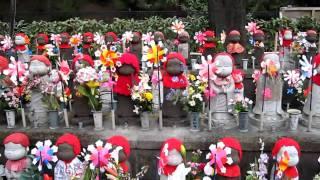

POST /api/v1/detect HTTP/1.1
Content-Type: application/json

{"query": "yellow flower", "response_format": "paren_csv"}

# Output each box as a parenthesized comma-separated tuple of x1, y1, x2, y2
(144, 92, 153, 101)
(188, 87, 195, 95)
(86, 81, 100, 88)
(189, 74, 196, 81)
(199, 85, 205, 92)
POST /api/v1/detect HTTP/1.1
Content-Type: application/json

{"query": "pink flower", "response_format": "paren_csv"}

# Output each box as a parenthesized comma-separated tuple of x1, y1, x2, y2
(204, 88, 216, 99)
(194, 31, 206, 45)
(50, 34, 61, 46)
(142, 32, 154, 45)
(3, 57, 29, 85)
(245, 22, 260, 35)
(195, 55, 216, 82)
(0, 35, 13, 51)
(170, 20, 185, 34)
(58, 60, 71, 82)
(122, 31, 134, 43)
(252, 70, 261, 83)
(262, 88, 272, 100)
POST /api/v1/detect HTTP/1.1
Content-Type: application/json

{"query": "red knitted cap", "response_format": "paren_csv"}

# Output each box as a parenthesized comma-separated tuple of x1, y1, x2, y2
(161, 138, 183, 153)
(72, 54, 94, 69)
(3, 132, 30, 147)
(107, 135, 131, 156)
(164, 52, 186, 68)
(229, 30, 240, 36)
(307, 29, 317, 36)
(105, 32, 118, 42)
(204, 30, 215, 37)
(118, 52, 140, 74)
(56, 133, 81, 156)
(36, 33, 49, 43)
(83, 32, 94, 39)
(31, 55, 51, 67)
(0, 56, 9, 71)
(272, 137, 301, 157)
(219, 137, 242, 160)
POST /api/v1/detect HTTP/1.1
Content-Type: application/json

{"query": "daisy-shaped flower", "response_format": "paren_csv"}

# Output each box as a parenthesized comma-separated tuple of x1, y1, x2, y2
(122, 31, 134, 43)
(170, 20, 185, 34)
(3, 56, 29, 85)
(195, 55, 216, 83)
(94, 32, 105, 45)
(193, 31, 206, 45)
(145, 41, 165, 66)
(284, 70, 301, 87)
(31, 140, 58, 171)
(245, 22, 260, 35)
(100, 48, 119, 68)
(50, 34, 61, 46)
(142, 32, 154, 45)
(0, 35, 13, 51)
(204, 142, 232, 176)
(70, 33, 83, 47)
(84, 140, 118, 172)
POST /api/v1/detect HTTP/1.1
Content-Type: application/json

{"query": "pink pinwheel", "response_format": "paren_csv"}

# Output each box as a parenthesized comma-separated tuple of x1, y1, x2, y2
(204, 142, 233, 176)
(58, 60, 71, 82)
(171, 20, 185, 34)
(50, 33, 62, 46)
(31, 140, 58, 171)
(284, 70, 301, 87)
(195, 55, 216, 82)
(0, 35, 13, 51)
(262, 88, 272, 100)
(204, 88, 216, 99)
(122, 31, 134, 43)
(245, 22, 260, 35)
(3, 57, 29, 85)
(142, 32, 154, 45)
(194, 31, 206, 45)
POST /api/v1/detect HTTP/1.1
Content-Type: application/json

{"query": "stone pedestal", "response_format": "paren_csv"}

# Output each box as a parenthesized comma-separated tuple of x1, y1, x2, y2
(28, 90, 48, 127)
(71, 96, 91, 126)
(115, 94, 139, 126)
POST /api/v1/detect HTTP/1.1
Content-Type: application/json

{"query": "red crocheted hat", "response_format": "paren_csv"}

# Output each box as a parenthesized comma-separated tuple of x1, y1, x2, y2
(83, 32, 94, 39)
(232, 69, 245, 78)
(3, 132, 30, 147)
(272, 137, 301, 158)
(164, 52, 186, 68)
(254, 30, 264, 36)
(72, 54, 94, 69)
(56, 133, 81, 156)
(229, 30, 241, 36)
(219, 137, 242, 160)
(60, 32, 70, 38)
(204, 30, 215, 38)
(307, 29, 317, 36)
(0, 56, 8, 72)
(107, 135, 131, 156)
(161, 138, 184, 153)
(36, 33, 49, 44)
(105, 32, 118, 42)
(31, 55, 51, 67)
(118, 52, 140, 73)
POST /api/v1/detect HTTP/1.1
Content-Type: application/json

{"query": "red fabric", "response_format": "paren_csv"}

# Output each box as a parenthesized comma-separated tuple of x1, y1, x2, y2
(217, 164, 241, 177)
(272, 137, 301, 157)
(204, 30, 215, 38)
(159, 138, 184, 176)
(107, 135, 131, 157)
(227, 43, 245, 54)
(60, 32, 71, 49)
(56, 133, 81, 156)
(83, 32, 94, 49)
(235, 83, 243, 89)
(3, 133, 30, 147)
(72, 54, 94, 70)
(312, 54, 320, 86)
(5, 157, 28, 171)
(163, 52, 188, 89)
(114, 53, 140, 96)
(15, 45, 27, 51)
(31, 55, 51, 66)
(281, 29, 293, 47)
(0, 56, 8, 72)
(105, 32, 118, 42)
(229, 30, 240, 36)
(36, 33, 49, 44)
(284, 166, 299, 178)
(307, 30, 317, 36)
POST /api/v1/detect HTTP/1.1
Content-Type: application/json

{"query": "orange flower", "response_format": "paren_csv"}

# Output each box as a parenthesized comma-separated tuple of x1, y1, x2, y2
(146, 44, 165, 64)
(100, 49, 119, 67)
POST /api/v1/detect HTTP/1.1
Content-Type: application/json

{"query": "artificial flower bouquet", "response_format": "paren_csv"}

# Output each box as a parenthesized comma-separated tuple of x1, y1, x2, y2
(187, 149, 206, 180)
(233, 97, 253, 113)
(181, 73, 206, 112)
(131, 73, 154, 114)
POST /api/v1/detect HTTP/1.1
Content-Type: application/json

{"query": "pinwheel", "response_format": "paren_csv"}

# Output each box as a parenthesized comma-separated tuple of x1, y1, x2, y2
(31, 140, 58, 171)
(145, 41, 165, 66)
(122, 31, 134, 43)
(0, 35, 13, 51)
(50, 33, 61, 46)
(100, 46, 119, 69)
(170, 20, 185, 34)
(283, 70, 301, 87)
(69, 33, 83, 47)
(3, 56, 29, 85)
(300, 55, 317, 80)
(195, 55, 216, 83)
(245, 22, 260, 35)
(94, 32, 105, 45)
(193, 31, 206, 45)
(142, 32, 154, 45)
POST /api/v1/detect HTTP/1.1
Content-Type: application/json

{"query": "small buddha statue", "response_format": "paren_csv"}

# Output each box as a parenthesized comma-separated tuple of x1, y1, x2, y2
(177, 31, 190, 65)
(59, 32, 73, 62)
(202, 30, 216, 57)
(280, 29, 294, 71)
(106, 136, 131, 173)
(305, 29, 318, 60)
(226, 30, 245, 66)
(252, 30, 265, 65)
(14, 33, 30, 63)
(35, 33, 49, 55)
(129, 32, 143, 62)
(82, 32, 94, 55)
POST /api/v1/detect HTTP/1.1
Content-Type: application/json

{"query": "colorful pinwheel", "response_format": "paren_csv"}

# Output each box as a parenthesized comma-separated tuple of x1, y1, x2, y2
(245, 22, 260, 35)
(193, 31, 206, 45)
(70, 33, 83, 47)
(100, 46, 119, 70)
(31, 140, 58, 171)
(50, 34, 61, 46)
(170, 20, 185, 34)
(2, 56, 29, 85)
(94, 32, 105, 45)
(195, 55, 216, 83)
(145, 41, 165, 66)
(0, 35, 13, 51)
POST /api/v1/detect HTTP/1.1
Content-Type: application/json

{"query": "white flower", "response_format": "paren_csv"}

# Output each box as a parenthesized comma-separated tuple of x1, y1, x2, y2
(133, 105, 140, 114)
(94, 32, 105, 45)
(170, 20, 185, 34)
(122, 31, 134, 43)
(94, 50, 101, 57)
(204, 163, 214, 176)
(142, 32, 154, 45)
(188, 100, 196, 106)
(0, 35, 13, 50)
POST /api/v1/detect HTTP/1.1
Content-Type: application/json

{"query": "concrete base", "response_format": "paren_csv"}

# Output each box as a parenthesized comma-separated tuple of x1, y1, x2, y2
(249, 113, 288, 131)
(301, 113, 320, 128)
(211, 112, 238, 129)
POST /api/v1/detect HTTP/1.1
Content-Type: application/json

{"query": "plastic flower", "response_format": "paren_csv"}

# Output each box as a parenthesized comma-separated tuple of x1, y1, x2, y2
(261, 59, 279, 77)
(262, 88, 272, 100)
(50, 34, 61, 46)
(195, 55, 216, 82)
(146, 41, 165, 65)
(58, 60, 71, 82)
(70, 33, 83, 47)
(193, 31, 206, 45)
(245, 22, 260, 35)
(142, 32, 154, 45)
(144, 92, 153, 101)
(252, 70, 261, 83)
(100, 48, 119, 67)
(300, 55, 317, 80)
(75, 66, 98, 84)
(86, 80, 100, 89)
(3, 56, 29, 85)
(284, 70, 301, 87)
(31, 140, 58, 171)
(94, 32, 105, 45)
(122, 31, 134, 43)
(171, 20, 185, 34)
(0, 35, 13, 51)
(44, 44, 55, 56)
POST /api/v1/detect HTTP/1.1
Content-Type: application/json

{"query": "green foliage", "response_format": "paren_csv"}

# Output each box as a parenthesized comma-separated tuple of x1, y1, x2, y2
(77, 85, 102, 111)
(41, 94, 60, 111)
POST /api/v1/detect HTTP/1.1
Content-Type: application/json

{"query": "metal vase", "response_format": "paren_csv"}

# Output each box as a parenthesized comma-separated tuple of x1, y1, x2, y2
(190, 112, 200, 131)
(140, 111, 150, 130)
(48, 110, 59, 129)
(287, 109, 301, 131)
(238, 111, 249, 132)
(5, 110, 15, 129)
(93, 111, 104, 131)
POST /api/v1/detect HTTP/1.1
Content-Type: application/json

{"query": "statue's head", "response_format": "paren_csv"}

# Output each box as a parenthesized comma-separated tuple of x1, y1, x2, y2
(283, 29, 293, 40)
(3, 133, 30, 161)
(228, 30, 241, 43)
(272, 138, 300, 168)
(83, 32, 94, 44)
(154, 31, 165, 44)
(15, 33, 29, 45)
(36, 33, 49, 45)
(60, 32, 70, 44)
(117, 53, 140, 76)
(306, 30, 317, 43)
(107, 136, 131, 163)
(72, 54, 94, 71)
(164, 52, 186, 76)
(29, 55, 51, 76)
(213, 53, 234, 77)
(160, 138, 185, 166)
(105, 32, 118, 44)
(178, 31, 190, 43)
(253, 30, 265, 42)
(56, 133, 81, 163)
(132, 32, 142, 44)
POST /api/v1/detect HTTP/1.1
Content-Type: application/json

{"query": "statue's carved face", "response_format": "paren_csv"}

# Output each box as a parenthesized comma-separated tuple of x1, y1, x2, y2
(306, 33, 317, 43)
(15, 36, 25, 45)
(228, 34, 241, 43)
(132, 33, 141, 43)
(166, 58, 184, 76)
(154, 32, 165, 43)
(105, 35, 115, 44)
(167, 149, 183, 166)
(118, 64, 135, 75)
(29, 60, 49, 75)
(4, 142, 28, 160)
(214, 55, 233, 77)
(61, 34, 69, 44)
(178, 32, 190, 43)
(277, 146, 299, 167)
(284, 30, 293, 40)
(57, 143, 76, 162)
(83, 35, 93, 44)
(253, 34, 264, 42)
(37, 36, 46, 45)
